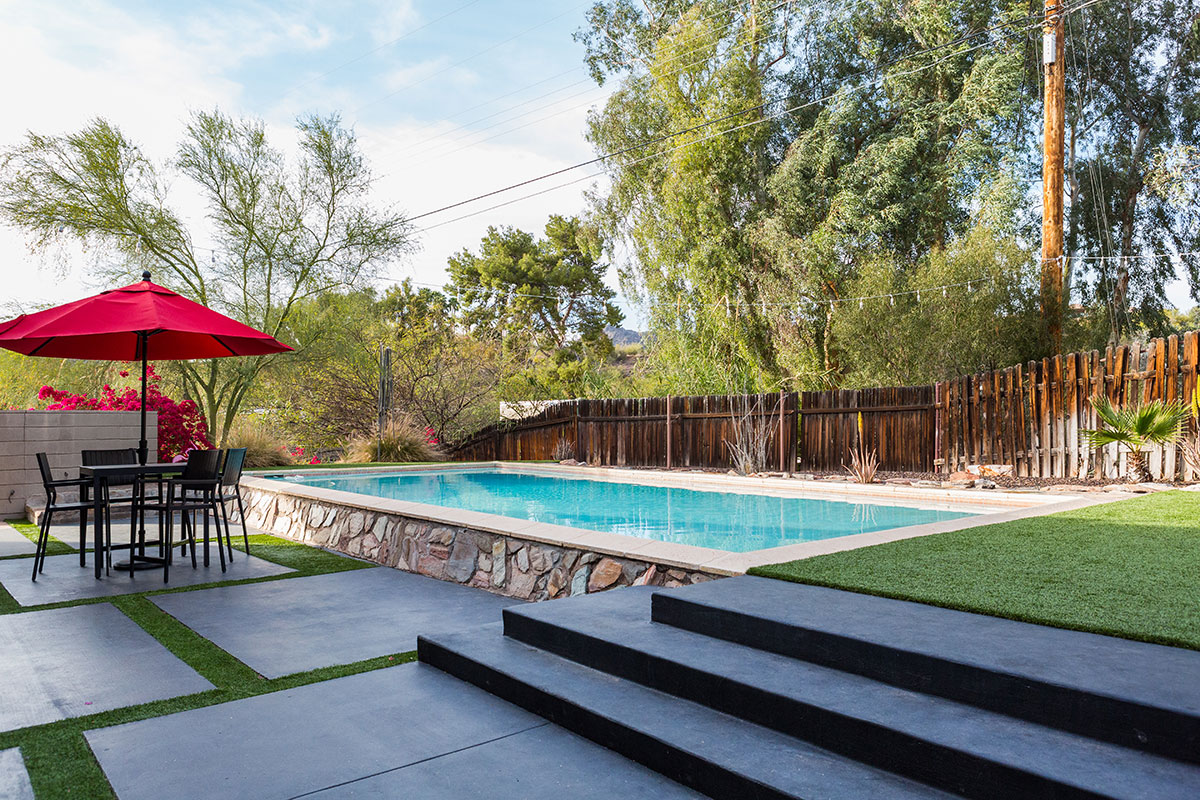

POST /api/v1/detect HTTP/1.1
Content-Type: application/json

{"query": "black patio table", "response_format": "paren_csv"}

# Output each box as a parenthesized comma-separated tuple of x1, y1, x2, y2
(79, 462, 183, 578)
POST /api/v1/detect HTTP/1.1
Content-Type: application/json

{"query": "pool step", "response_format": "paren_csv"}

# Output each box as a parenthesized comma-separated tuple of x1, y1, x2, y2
(497, 587, 1200, 800)
(419, 623, 957, 800)
(420, 581, 1200, 799)
(650, 576, 1200, 763)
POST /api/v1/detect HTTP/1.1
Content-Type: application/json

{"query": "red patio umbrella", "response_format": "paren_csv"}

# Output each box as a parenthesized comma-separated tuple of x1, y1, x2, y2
(0, 271, 293, 463)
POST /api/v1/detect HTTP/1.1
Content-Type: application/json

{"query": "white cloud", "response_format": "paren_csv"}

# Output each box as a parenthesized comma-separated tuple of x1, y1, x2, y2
(0, 0, 620, 317)
(368, 0, 420, 44)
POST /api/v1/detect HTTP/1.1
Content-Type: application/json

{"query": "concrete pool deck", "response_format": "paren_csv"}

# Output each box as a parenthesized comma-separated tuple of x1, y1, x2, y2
(238, 462, 1124, 599)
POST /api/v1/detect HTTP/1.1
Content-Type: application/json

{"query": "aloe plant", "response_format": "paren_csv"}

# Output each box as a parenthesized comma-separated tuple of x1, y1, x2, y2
(844, 411, 879, 483)
(1082, 396, 1186, 482)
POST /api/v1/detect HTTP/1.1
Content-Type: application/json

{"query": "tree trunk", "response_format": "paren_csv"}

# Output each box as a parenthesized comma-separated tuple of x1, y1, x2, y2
(1126, 448, 1149, 482)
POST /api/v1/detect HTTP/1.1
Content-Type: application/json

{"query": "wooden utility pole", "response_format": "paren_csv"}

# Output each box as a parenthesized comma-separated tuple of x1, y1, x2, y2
(1041, 0, 1066, 354)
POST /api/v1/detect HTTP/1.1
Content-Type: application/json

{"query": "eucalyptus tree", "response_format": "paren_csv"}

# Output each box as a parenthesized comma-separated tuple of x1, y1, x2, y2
(579, 0, 794, 391)
(1060, 0, 1200, 340)
(0, 111, 411, 441)
(579, 0, 1033, 390)
(755, 0, 1030, 381)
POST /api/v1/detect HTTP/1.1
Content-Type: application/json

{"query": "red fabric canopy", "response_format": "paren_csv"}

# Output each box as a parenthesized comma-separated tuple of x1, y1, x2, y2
(0, 273, 293, 360)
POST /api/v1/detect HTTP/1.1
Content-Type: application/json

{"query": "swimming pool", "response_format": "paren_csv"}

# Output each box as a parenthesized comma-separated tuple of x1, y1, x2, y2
(269, 467, 980, 553)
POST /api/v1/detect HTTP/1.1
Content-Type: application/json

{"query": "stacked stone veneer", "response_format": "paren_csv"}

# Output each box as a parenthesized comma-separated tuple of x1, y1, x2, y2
(240, 483, 719, 600)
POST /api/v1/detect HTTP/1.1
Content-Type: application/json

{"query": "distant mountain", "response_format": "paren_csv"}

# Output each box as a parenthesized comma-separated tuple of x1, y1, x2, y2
(605, 326, 643, 346)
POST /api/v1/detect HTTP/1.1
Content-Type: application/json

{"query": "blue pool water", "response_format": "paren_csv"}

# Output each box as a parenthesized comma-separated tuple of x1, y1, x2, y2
(272, 468, 980, 552)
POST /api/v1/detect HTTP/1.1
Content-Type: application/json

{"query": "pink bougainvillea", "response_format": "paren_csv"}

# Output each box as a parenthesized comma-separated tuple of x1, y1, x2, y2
(38, 365, 212, 461)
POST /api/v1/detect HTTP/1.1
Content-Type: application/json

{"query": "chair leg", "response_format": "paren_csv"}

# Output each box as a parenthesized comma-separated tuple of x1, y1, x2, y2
(78, 502, 86, 568)
(32, 510, 51, 581)
(211, 499, 226, 573)
(163, 497, 172, 584)
(235, 488, 250, 554)
(202, 505, 211, 568)
(103, 496, 112, 577)
(220, 499, 234, 561)
(186, 509, 198, 569)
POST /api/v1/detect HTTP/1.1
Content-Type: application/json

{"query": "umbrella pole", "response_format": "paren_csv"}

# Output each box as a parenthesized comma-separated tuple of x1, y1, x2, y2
(138, 332, 149, 465)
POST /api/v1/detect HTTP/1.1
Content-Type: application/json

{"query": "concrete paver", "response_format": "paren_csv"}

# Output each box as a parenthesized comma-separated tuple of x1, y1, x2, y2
(151, 567, 517, 678)
(0, 604, 211, 733)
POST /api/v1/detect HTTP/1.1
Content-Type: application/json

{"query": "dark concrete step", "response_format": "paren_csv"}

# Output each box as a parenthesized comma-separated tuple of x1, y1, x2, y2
(650, 576, 1200, 763)
(419, 623, 957, 800)
(504, 587, 1200, 800)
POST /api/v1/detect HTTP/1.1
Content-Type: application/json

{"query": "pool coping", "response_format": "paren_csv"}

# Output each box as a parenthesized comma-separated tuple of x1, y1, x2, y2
(242, 462, 1127, 575)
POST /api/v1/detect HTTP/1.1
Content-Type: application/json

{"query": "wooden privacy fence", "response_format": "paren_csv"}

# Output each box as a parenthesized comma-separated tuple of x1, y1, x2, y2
(451, 330, 1200, 480)
(937, 331, 1200, 480)
(451, 393, 799, 471)
(799, 386, 936, 472)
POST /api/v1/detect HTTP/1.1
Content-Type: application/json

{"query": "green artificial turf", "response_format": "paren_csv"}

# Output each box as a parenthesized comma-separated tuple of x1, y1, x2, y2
(749, 490, 1200, 650)
(0, 529, 412, 799)
(3, 520, 74, 559)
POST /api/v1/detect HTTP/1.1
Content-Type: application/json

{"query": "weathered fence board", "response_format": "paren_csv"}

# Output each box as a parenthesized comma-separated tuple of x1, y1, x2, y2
(451, 393, 799, 471)
(451, 332, 1199, 481)
(936, 332, 1200, 480)
(798, 386, 935, 472)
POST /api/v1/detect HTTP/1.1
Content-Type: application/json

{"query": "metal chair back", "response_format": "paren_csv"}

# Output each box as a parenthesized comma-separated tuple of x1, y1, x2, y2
(81, 448, 138, 467)
(82, 448, 139, 485)
(220, 448, 247, 487)
(181, 449, 223, 482)
(35, 452, 55, 491)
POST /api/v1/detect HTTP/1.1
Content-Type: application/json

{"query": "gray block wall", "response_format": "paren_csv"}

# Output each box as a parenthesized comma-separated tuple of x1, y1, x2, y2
(0, 411, 157, 518)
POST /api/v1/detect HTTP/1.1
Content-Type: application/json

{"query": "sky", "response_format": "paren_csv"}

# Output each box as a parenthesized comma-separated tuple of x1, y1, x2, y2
(0, 1, 1193, 324)
(0, 0, 641, 320)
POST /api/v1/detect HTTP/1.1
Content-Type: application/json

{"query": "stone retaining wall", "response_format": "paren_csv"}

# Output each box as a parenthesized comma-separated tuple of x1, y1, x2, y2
(240, 483, 718, 601)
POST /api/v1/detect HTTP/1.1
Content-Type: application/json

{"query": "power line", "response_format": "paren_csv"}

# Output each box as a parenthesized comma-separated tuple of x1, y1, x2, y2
(384, 274, 999, 309)
(367, 4, 790, 166)
(405, 7, 1049, 226)
(411, 17, 1046, 233)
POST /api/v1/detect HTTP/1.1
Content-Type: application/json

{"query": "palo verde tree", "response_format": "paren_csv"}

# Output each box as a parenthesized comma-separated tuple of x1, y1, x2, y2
(0, 111, 411, 442)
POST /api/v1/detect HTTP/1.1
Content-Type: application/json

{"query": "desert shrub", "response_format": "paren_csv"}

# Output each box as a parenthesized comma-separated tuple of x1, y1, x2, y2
(553, 437, 576, 461)
(344, 420, 444, 463)
(225, 418, 296, 468)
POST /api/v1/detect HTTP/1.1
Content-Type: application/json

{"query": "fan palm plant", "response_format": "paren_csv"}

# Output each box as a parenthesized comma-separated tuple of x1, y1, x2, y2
(1082, 396, 1186, 482)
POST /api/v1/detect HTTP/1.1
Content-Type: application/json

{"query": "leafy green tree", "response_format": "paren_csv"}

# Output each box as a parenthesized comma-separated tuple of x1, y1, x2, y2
(581, 0, 1031, 390)
(580, 0, 788, 390)
(0, 111, 411, 441)
(829, 225, 1042, 385)
(448, 215, 621, 360)
(251, 289, 384, 451)
(753, 0, 1028, 383)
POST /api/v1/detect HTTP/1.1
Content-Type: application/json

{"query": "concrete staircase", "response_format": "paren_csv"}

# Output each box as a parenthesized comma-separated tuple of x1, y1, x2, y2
(419, 576, 1200, 799)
